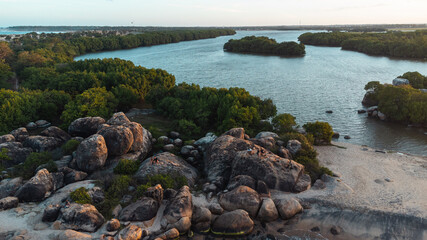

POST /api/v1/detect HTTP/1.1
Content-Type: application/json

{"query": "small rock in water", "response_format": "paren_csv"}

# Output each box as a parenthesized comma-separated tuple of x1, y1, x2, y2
(385, 178, 393, 182)
(357, 109, 366, 114)
(332, 132, 340, 139)
(362, 148, 369, 151)
(375, 150, 386, 154)
(326, 110, 333, 114)
(310, 226, 320, 232)
(344, 135, 351, 139)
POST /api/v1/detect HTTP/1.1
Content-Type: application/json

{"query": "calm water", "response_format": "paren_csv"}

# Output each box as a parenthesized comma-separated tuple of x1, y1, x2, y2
(76, 31, 427, 156)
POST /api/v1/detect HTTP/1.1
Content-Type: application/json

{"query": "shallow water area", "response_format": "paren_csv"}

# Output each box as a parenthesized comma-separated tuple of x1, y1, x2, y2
(76, 30, 427, 155)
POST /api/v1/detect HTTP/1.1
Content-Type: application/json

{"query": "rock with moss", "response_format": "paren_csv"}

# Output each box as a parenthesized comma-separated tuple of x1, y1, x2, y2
(211, 209, 254, 236)
(135, 152, 198, 186)
(0, 142, 32, 166)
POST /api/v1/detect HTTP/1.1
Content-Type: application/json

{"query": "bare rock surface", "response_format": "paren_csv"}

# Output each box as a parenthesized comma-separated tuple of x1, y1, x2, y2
(75, 134, 108, 172)
(59, 203, 104, 232)
(68, 117, 106, 137)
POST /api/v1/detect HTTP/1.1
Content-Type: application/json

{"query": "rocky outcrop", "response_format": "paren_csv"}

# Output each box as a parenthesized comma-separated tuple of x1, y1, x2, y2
(219, 186, 261, 217)
(119, 197, 159, 221)
(257, 198, 279, 222)
(40, 126, 71, 143)
(15, 169, 53, 202)
(231, 150, 305, 192)
(211, 209, 254, 236)
(144, 184, 163, 202)
(0, 142, 32, 166)
(0, 177, 23, 199)
(60, 167, 88, 184)
(23, 135, 63, 152)
(392, 77, 410, 86)
(68, 117, 106, 137)
(74, 134, 108, 173)
(59, 203, 104, 232)
(10, 127, 29, 142)
(98, 125, 134, 156)
(194, 132, 217, 153)
(274, 197, 303, 220)
(162, 186, 193, 233)
(255, 131, 279, 139)
(135, 152, 198, 186)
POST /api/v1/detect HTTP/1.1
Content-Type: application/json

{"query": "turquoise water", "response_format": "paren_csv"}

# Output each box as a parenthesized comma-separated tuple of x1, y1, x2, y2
(76, 30, 427, 155)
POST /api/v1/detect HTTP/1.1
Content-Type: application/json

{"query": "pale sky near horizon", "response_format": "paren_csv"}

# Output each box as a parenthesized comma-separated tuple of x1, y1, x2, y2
(0, 0, 426, 27)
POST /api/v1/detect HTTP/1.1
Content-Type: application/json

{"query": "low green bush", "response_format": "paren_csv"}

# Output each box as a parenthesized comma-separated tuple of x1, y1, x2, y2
(272, 113, 296, 134)
(70, 187, 92, 204)
(113, 159, 140, 175)
(303, 121, 333, 145)
(0, 148, 11, 171)
(106, 175, 132, 199)
(16, 152, 55, 179)
(61, 139, 80, 155)
(136, 174, 188, 198)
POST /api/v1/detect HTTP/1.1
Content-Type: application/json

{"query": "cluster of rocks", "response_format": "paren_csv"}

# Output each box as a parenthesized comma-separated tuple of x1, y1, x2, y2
(0, 112, 321, 239)
(366, 106, 387, 121)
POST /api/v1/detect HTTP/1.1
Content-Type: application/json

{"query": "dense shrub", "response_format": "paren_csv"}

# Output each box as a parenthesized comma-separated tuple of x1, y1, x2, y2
(303, 121, 333, 145)
(136, 174, 188, 198)
(294, 156, 333, 181)
(0, 148, 11, 171)
(272, 113, 296, 134)
(106, 175, 132, 199)
(113, 159, 140, 175)
(400, 72, 426, 89)
(61, 139, 80, 155)
(70, 187, 92, 204)
(15, 152, 56, 179)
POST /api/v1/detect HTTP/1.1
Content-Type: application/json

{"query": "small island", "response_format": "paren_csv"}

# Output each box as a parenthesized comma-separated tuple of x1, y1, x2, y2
(362, 71, 427, 126)
(223, 36, 306, 57)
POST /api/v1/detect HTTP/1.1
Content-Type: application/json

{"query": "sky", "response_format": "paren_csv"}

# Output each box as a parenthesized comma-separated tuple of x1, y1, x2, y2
(0, 0, 426, 27)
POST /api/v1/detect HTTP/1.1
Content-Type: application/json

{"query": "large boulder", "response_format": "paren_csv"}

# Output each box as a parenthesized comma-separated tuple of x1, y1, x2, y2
(68, 117, 106, 138)
(219, 186, 261, 217)
(362, 90, 378, 107)
(0, 142, 32, 166)
(162, 186, 193, 233)
(57, 230, 92, 240)
(60, 167, 88, 184)
(119, 197, 159, 221)
(59, 203, 104, 232)
(10, 127, 29, 142)
(144, 184, 164, 202)
(42, 204, 61, 222)
(15, 169, 54, 202)
(140, 127, 152, 158)
(257, 198, 279, 222)
(135, 152, 198, 186)
(0, 196, 19, 210)
(0, 177, 23, 199)
(23, 136, 63, 152)
(192, 206, 212, 232)
(211, 209, 254, 236)
(75, 134, 108, 173)
(0, 134, 15, 144)
(40, 126, 71, 143)
(204, 135, 255, 188)
(286, 140, 302, 156)
(194, 132, 217, 153)
(226, 175, 257, 191)
(222, 128, 245, 139)
(231, 149, 305, 192)
(255, 132, 279, 139)
(98, 125, 134, 156)
(293, 173, 311, 192)
(117, 225, 143, 240)
(124, 122, 144, 152)
(107, 112, 131, 125)
(393, 77, 410, 86)
(250, 137, 276, 150)
(274, 197, 303, 220)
